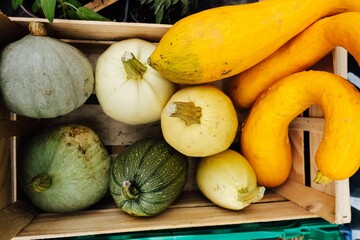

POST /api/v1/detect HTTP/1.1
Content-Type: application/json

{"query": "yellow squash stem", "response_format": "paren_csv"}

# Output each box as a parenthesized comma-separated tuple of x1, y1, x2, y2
(30, 174, 52, 193)
(121, 51, 147, 80)
(238, 186, 266, 206)
(168, 101, 202, 126)
(314, 171, 333, 185)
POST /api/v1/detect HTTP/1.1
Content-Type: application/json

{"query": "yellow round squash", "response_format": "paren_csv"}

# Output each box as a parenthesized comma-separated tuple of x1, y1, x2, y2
(241, 71, 360, 188)
(161, 84, 238, 157)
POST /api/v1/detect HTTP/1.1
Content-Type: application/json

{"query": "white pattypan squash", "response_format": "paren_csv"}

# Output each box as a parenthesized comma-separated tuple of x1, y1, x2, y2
(95, 38, 176, 125)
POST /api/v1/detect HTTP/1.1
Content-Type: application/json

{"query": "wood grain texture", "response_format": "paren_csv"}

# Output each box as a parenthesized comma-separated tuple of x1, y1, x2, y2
(0, 200, 39, 240)
(273, 179, 335, 223)
(14, 192, 311, 240)
(9, 17, 170, 42)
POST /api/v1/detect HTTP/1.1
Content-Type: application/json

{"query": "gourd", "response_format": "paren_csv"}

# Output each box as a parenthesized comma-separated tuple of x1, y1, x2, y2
(0, 22, 94, 119)
(148, 0, 360, 85)
(228, 12, 360, 109)
(18, 124, 111, 213)
(110, 137, 188, 216)
(161, 84, 238, 157)
(196, 149, 265, 210)
(95, 38, 176, 125)
(241, 71, 360, 188)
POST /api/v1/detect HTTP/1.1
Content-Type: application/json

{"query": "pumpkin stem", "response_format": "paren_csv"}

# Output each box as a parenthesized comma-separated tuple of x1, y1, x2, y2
(121, 52, 147, 80)
(165, 101, 202, 126)
(313, 171, 333, 184)
(121, 181, 140, 200)
(28, 22, 47, 36)
(237, 186, 265, 206)
(30, 174, 52, 193)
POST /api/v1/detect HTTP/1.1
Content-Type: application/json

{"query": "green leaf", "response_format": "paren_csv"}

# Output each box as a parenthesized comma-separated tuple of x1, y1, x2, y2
(40, 0, 57, 22)
(32, 0, 42, 13)
(66, 0, 83, 8)
(155, 6, 164, 23)
(76, 7, 110, 21)
(12, 0, 24, 9)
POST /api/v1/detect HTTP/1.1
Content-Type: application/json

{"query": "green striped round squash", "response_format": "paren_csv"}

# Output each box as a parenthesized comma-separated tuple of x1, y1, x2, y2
(110, 137, 188, 216)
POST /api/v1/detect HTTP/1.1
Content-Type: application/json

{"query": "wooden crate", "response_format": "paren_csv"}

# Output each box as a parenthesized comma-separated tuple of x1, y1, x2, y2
(0, 13, 352, 240)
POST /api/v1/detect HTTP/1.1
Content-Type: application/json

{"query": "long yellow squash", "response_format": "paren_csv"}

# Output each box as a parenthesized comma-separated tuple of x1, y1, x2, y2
(229, 12, 360, 109)
(241, 71, 360, 188)
(148, 0, 360, 85)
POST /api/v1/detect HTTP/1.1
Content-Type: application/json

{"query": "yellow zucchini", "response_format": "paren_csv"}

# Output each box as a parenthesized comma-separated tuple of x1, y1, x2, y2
(149, 0, 360, 85)
(241, 71, 360, 187)
(229, 12, 360, 108)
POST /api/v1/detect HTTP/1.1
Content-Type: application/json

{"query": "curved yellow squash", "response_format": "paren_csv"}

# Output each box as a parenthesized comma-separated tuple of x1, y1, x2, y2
(148, 0, 360, 85)
(241, 71, 360, 188)
(229, 12, 360, 109)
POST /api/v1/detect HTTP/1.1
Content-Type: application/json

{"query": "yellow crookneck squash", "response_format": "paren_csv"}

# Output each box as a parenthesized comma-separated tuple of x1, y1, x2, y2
(229, 12, 360, 109)
(148, 0, 360, 85)
(241, 71, 360, 188)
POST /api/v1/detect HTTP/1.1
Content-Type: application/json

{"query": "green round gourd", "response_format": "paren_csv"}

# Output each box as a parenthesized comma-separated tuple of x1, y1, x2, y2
(110, 137, 188, 216)
(18, 124, 111, 213)
(0, 22, 94, 119)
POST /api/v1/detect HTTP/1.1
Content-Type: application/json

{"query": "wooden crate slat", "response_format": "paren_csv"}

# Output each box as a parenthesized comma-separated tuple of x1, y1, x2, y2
(0, 13, 26, 47)
(273, 179, 336, 223)
(0, 200, 39, 240)
(43, 104, 162, 146)
(10, 17, 171, 42)
(14, 197, 314, 239)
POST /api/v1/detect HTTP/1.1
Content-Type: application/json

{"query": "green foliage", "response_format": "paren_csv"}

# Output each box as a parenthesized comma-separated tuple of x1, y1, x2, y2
(11, 0, 109, 22)
(140, 0, 198, 23)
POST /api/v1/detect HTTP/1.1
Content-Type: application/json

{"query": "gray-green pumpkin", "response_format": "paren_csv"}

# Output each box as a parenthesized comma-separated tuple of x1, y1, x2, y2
(110, 137, 188, 216)
(0, 22, 94, 118)
(18, 124, 111, 213)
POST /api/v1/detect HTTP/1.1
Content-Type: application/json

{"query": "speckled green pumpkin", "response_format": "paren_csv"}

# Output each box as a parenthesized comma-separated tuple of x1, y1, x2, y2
(0, 22, 94, 118)
(18, 124, 111, 213)
(110, 138, 188, 216)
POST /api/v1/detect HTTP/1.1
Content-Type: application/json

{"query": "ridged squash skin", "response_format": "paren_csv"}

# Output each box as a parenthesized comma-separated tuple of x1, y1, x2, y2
(0, 22, 94, 118)
(110, 138, 188, 216)
(229, 12, 360, 109)
(148, 0, 360, 85)
(241, 71, 360, 188)
(18, 125, 111, 213)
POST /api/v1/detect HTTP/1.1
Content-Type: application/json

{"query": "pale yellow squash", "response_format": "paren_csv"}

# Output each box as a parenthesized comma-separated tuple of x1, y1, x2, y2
(148, 0, 360, 85)
(196, 149, 265, 210)
(161, 85, 238, 157)
(241, 71, 360, 188)
(229, 12, 360, 109)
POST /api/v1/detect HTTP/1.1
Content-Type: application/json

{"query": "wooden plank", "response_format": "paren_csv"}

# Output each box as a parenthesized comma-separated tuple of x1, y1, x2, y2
(0, 200, 39, 240)
(273, 179, 338, 223)
(288, 129, 305, 184)
(289, 117, 324, 132)
(10, 17, 171, 42)
(332, 46, 352, 224)
(42, 104, 162, 146)
(84, 0, 119, 12)
(0, 13, 26, 47)
(14, 197, 313, 239)
(0, 120, 41, 138)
